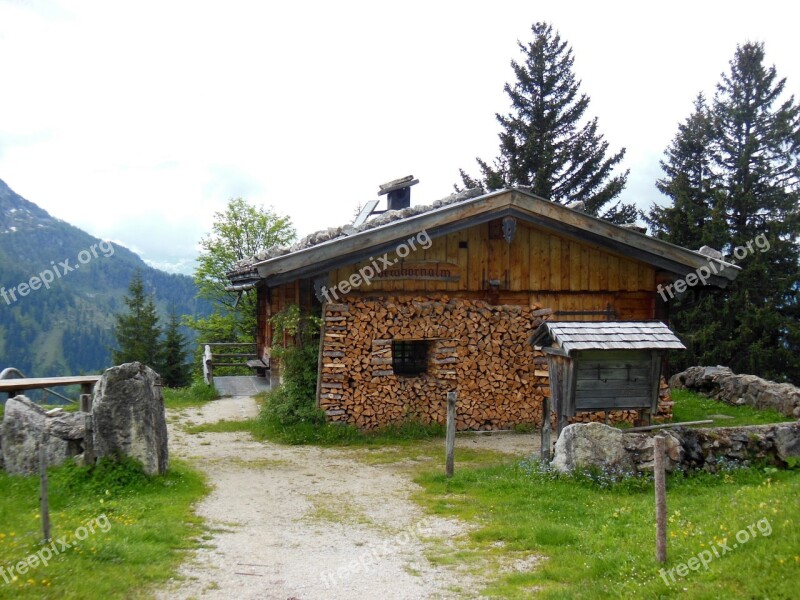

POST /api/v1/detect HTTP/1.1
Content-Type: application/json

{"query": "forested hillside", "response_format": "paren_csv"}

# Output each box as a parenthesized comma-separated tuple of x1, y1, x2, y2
(0, 178, 210, 377)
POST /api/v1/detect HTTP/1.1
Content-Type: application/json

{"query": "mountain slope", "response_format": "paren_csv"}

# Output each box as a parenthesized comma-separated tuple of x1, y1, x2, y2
(0, 178, 210, 377)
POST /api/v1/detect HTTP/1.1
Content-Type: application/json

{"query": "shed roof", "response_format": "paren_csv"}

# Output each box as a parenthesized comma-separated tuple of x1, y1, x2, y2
(528, 321, 686, 354)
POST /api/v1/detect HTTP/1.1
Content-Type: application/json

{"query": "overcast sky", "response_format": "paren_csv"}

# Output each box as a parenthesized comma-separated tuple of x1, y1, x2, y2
(1, 0, 798, 274)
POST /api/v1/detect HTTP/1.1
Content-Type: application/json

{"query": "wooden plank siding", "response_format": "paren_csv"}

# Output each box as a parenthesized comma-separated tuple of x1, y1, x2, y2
(325, 220, 657, 312)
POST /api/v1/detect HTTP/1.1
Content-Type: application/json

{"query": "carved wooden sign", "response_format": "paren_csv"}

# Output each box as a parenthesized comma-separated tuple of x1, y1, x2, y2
(374, 261, 460, 282)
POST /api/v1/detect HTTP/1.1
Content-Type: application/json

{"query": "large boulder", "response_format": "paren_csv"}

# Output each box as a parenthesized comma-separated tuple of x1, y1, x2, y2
(1, 396, 86, 475)
(551, 422, 683, 474)
(92, 362, 168, 475)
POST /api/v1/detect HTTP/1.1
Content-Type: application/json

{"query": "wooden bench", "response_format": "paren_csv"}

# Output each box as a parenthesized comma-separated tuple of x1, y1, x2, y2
(246, 357, 270, 378)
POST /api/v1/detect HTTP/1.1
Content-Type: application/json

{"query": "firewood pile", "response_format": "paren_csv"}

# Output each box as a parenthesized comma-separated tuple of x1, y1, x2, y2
(318, 295, 672, 430)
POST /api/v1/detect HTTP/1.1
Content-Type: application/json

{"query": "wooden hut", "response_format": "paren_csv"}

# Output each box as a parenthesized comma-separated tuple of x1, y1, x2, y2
(227, 184, 738, 431)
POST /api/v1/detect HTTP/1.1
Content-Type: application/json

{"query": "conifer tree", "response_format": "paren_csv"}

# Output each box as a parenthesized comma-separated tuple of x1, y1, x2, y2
(159, 309, 192, 387)
(649, 42, 800, 382)
(112, 270, 162, 370)
(457, 22, 635, 223)
(646, 94, 728, 250)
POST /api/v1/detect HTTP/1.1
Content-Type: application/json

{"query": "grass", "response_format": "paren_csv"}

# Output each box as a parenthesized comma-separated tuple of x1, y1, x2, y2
(219, 390, 450, 447)
(415, 460, 800, 599)
(178, 382, 800, 598)
(0, 457, 208, 599)
(670, 389, 793, 427)
(188, 411, 449, 447)
(162, 379, 218, 410)
(404, 389, 799, 598)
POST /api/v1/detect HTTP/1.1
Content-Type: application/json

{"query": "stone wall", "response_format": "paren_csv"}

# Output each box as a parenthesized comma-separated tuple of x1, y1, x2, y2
(670, 366, 800, 419)
(318, 296, 671, 430)
(551, 422, 800, 474)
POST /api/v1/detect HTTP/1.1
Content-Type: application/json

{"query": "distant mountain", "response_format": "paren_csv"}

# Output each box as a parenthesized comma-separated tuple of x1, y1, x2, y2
(0, 177, 211, 378)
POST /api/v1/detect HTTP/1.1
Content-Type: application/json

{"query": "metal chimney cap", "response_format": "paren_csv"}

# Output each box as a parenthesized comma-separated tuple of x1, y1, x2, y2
(378, 175, 419, 196)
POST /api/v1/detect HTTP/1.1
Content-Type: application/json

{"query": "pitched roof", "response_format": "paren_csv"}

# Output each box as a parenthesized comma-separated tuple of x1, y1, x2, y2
(528, 321, 686, 354)
(227, 188, 740, 288)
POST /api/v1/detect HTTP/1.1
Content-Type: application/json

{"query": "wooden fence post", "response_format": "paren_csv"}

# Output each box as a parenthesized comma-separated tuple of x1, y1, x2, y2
(445, 391, 456, 478)
(203, 345, 214, 386)
(39, 425, 51, 542)
(654, 435, 667, 564)
(541, 392, 552, 462)
(80, 393, 92, 413)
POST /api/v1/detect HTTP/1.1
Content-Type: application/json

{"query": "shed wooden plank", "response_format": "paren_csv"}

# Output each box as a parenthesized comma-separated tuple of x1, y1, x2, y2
(576, 396, 652, 410)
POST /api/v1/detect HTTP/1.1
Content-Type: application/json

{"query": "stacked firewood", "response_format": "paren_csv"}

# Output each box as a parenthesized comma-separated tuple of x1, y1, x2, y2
(318, 295, 672, 430)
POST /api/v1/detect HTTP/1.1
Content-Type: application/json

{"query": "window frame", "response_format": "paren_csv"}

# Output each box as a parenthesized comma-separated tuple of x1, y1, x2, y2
(391, 339, 429, 376)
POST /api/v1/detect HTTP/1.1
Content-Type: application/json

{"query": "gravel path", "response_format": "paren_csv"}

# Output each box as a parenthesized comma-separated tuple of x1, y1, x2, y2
(157, 396, 539, 600)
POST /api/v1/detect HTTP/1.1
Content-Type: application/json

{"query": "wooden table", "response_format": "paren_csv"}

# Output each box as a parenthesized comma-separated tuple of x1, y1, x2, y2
(0, 376, 101, 398)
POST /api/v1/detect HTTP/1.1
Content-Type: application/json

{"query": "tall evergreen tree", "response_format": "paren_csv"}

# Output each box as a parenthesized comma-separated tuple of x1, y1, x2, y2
(159, 309, 191, 387)
(649, 42, 800, 383)
(112, 270, 163, 370)
(457, 22, 635, 223)
(646, 94, 728, 249)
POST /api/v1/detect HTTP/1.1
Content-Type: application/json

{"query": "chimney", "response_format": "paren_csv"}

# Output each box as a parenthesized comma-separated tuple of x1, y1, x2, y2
(378, 175, 419, 211)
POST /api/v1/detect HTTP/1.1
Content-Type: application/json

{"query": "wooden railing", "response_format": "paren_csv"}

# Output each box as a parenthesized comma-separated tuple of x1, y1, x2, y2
(201, 342, 269, 386)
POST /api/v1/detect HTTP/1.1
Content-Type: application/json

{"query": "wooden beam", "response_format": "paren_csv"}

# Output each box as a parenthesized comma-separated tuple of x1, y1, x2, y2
(0, 376, 101, 394)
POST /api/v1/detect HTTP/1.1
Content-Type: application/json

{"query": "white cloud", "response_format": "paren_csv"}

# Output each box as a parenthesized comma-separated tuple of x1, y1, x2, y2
(0, 0, 798, 270)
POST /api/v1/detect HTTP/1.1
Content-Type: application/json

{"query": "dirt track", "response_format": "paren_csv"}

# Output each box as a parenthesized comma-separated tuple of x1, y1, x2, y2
(157, 396, 539, 600)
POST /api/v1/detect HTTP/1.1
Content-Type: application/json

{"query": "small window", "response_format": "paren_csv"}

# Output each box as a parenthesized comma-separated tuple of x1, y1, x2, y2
(392, 340, 429, 376)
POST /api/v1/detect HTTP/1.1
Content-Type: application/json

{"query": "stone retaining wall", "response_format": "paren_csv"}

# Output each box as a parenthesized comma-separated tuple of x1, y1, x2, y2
(551, 421, 800, 474)
(669, 366, 800, 419)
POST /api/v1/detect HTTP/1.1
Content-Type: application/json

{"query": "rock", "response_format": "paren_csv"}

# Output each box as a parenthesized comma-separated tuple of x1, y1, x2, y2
(552, 423, 683, 474)
(670, 366, 800, 419)
(773, 424, 800, 462)
(673, 423, 800, 471)
(552, 422, 634, 473)
(1, 396, 86, 475)
(550, 421, 800, 474)
(92, 362, 169, 475)
(49, 412, 87, 440)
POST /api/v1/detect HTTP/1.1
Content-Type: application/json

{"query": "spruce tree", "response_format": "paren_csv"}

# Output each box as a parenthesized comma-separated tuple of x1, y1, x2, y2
(649, 42, 800, 383)
(160, 309, 192, 387)
(646, 94, 728, 250)
(457, 22, 635, 223)
(112, 270, 163, 370)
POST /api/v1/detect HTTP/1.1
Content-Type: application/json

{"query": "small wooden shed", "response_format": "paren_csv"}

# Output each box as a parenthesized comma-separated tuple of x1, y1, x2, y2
(529, 321, 685, 456)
